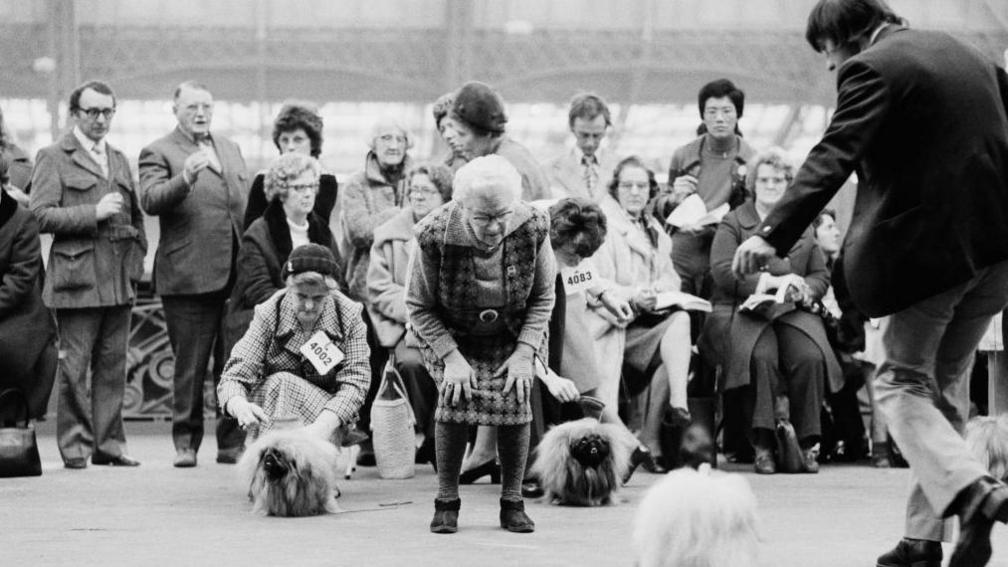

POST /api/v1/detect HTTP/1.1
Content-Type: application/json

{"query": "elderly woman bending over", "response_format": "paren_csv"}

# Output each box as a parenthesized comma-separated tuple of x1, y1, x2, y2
(217, 244, 370, 443)
(407, 155, 555, 534)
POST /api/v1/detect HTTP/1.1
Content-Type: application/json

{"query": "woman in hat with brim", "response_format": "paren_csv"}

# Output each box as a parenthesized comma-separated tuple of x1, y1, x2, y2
(439, 81, 551, 202)
(217, 243, 370, 443)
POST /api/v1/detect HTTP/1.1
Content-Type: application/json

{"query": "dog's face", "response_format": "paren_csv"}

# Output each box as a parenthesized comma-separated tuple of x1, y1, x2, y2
(570, 434, 611, 469)
(262, 448, 291, 482)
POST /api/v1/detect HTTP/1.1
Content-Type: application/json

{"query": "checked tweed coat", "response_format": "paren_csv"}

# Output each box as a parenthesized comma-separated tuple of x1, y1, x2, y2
(406, 201, 556, 425)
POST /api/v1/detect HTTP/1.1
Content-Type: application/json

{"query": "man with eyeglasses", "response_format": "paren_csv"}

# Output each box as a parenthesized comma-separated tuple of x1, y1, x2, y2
(29, 80, 147, 469)
(544, 92, 619, 202)
(139, 80, 249, 468)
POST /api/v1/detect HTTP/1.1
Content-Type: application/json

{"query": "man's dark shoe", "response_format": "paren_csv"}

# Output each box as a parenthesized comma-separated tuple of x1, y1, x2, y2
(216, 448, 242, 465)
(174, 449, 197, 468)
(64, 458, 87, 470)
(949, 477, 1008, 567)
(876, 537, 942, 567)
(92, 454, 140, 467)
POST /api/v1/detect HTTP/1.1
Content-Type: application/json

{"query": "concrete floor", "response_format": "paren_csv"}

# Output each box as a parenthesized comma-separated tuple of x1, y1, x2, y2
(3, 420, 1008, 567)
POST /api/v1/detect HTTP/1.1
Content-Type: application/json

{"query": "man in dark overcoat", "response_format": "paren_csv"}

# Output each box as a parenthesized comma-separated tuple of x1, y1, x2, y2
(733, 2, 1008, 566)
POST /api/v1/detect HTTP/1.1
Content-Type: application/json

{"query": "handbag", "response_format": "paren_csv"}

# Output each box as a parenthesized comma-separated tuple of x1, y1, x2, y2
(369, 355, 416, 479)
(0, 389, 43, 478)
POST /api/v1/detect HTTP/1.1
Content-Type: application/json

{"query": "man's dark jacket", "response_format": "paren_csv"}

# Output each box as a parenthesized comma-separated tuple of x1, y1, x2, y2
(759, 27, 1008, 317)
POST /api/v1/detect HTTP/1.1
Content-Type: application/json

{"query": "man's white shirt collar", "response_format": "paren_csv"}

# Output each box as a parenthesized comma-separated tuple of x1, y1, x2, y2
(73, 126, 106, 155)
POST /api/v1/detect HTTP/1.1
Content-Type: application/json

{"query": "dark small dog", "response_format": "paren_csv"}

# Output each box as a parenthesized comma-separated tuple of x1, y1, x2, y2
(531, 418, 638, 506)
(965, 414, 1008, 482)
(238, 428, 341, 517)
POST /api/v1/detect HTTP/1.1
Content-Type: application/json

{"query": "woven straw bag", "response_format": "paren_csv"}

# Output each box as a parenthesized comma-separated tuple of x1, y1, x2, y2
(370, 356, 416, 479)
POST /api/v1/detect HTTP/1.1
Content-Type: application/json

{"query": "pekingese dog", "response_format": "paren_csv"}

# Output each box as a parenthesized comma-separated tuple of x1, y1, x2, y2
(531, 418, 638, 506)
(634, 467, 760, 567)
(965, 413, 1008, 482)
(238, 428, 341, 517)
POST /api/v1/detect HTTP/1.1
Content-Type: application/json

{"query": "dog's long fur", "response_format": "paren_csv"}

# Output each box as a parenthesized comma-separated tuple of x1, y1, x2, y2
(531, 418, 638, 506)
(237, 428, 341, 517)
(965, 414, 1008, 482)
(634, 468, 759, 567)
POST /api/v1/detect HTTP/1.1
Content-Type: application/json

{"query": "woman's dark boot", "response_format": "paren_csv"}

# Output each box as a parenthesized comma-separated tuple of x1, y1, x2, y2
(499, 498, 535, 533)
(430, 498, 460, 534)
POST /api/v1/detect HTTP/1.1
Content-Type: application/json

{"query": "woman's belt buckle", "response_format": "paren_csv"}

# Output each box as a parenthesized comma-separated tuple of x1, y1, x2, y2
(478, 309, 499, 324)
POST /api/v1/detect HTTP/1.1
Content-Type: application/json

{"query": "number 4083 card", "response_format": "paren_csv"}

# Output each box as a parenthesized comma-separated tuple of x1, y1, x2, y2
(561, 265, 595, 295)
(300, 331, 345, 374)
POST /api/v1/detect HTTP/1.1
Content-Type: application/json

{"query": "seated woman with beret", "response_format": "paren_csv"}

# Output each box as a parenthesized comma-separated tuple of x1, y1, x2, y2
(217, 244, 370, 443)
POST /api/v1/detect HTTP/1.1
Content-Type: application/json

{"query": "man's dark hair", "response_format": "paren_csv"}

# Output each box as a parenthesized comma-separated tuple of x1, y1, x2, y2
(69, 80, 116, 112)
(549, 197, 608, 258)
(805, 0, 904, 52)
(568, 93, 611, 128)
(697, 79, 744, 119)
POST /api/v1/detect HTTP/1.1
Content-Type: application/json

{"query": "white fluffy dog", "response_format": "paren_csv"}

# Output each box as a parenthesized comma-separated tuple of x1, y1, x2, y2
(965, 413, 1008, 482)
(531, 417, 638, 506)
(238, 428, 341, 517)
(633, 467, 760, 567)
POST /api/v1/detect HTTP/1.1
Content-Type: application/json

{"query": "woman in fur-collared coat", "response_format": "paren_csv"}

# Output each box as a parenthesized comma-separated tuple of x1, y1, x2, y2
(0, 187, 57, 420)
(224, 153, 340, 356)
(407, 155, 555, 535)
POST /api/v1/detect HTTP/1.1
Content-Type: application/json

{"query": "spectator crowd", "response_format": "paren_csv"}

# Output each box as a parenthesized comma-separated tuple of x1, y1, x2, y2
(0, 72, 893, 531)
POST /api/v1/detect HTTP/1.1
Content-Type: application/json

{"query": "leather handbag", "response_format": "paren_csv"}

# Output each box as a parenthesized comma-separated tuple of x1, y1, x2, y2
(0, 389, 43, 478)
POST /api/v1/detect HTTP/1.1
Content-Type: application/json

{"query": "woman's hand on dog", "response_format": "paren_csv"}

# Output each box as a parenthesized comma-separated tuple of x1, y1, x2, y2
(441, 349, 475, 407)
(227, 397, 267, 429)
(496, 343, 534, 404)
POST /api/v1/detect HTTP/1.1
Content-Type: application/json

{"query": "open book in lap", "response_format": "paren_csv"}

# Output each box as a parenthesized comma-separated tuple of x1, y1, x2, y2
(665, 194, 730, 229)
(653, 290, 712, 313)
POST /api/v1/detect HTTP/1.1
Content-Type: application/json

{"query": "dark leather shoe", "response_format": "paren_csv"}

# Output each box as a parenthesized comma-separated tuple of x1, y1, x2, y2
(216, 448, 242, 464)
(754, 447, 776, 475)
(623, 446, 665, 483)
(430, 498, 460, 534)
(64, 458, 87, 469)
(92, 454, 140, 467)
(801, 443, 820, 474)
(174, 449, 197, 468)
(521, 478, 544, 499)
(876, 537, 942, 567)
(499, 498, 535, 533)
(458, 460, 501, 484)
(949, 477, 1008, 567)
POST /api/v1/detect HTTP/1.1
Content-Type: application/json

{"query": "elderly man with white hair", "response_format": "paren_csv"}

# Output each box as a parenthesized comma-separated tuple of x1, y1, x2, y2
(407, 155, 556, 535)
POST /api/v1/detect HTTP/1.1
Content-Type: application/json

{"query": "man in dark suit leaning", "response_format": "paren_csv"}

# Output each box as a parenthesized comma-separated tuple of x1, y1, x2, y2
(30, 80, 147, 469)
(139, 81, 248, 468)
(733, 1, 1008, 566)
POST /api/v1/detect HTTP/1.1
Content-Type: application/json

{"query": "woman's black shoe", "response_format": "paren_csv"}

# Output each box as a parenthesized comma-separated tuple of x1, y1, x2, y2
(458, 459, 500, 484)
(623, 446, 666, 483)
(499, 499, 535, 533)
(430, 498, 461, 534)
(521, 478, 544, 499)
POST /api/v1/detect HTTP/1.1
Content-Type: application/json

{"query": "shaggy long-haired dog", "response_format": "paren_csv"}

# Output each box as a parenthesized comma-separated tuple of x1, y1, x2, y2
(237, 428, 341, 517)
(634, 467, 760, 567)
(965, 413, 1008, 481)
(530, 418, 638, 506)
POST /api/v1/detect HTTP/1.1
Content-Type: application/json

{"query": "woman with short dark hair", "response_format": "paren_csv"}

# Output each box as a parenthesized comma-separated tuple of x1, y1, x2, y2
(243, 101, 338, 231)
